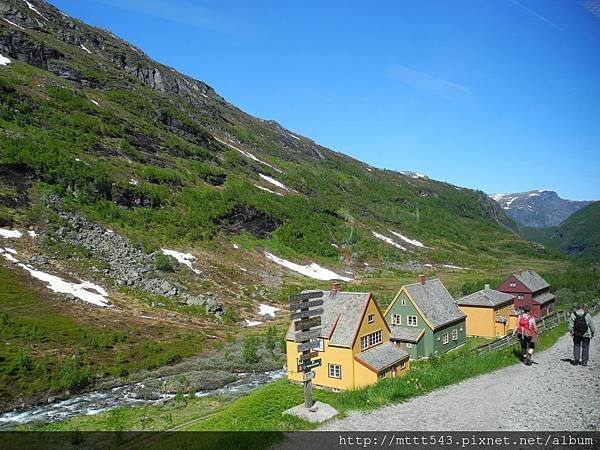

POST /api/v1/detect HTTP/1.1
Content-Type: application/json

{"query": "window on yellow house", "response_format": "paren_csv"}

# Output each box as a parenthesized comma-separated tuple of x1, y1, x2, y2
(328, 364, 341, 379)
(361, 330, 382, 350)
(407, 316, 418, 326)
(392, 314, 401, 325)
(368, 313, 374, 323)
(400, 360, 406, 369)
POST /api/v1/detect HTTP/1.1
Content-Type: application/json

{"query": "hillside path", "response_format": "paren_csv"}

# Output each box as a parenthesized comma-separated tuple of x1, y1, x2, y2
(321, 316, 600, 431)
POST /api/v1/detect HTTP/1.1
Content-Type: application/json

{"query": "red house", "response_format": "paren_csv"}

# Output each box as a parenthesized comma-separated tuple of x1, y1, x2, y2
(497, 270, 555, 318)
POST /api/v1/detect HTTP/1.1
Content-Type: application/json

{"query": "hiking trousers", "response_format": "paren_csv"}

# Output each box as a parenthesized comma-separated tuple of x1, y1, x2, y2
(573, 336, 590, 365)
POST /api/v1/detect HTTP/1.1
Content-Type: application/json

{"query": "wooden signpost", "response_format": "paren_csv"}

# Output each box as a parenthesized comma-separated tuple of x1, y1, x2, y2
(289, 290, 324, 409)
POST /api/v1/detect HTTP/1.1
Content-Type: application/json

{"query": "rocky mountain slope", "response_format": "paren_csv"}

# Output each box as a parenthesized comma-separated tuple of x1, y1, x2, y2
(490, 190, 593, 228)
(0, 0, 561, 410)
(521, 201, 600, 262)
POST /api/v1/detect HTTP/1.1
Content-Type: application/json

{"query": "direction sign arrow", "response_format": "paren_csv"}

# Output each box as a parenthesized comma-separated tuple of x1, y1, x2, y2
(288, 291, 324, 303)
(298, 351, 319, 362)
(297, 340, 322, 353)
(290, 308, 324, 321)
(294, 328, 322, 343)
(294, 317, 321, 332)
(303, 371, 316, 382)
(288, 299, 324, 312)
(301, 359, 322, 370)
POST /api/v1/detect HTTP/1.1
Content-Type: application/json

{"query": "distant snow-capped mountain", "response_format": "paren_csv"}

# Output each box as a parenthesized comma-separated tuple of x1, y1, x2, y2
(490, 190, 593, 228)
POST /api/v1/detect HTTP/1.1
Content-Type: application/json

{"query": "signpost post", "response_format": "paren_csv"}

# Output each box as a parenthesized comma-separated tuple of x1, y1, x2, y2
(289, 290, 324, 410)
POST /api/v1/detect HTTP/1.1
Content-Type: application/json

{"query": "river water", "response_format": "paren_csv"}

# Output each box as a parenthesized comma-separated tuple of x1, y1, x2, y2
(0, 369, 285, 430)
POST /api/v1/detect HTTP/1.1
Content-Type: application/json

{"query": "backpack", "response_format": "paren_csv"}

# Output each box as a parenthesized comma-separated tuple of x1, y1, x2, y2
(573, 313, 589, 337)
(518, 314, 532, 337)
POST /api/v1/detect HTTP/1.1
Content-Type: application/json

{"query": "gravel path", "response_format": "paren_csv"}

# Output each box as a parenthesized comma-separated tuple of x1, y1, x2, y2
(322, 316, 599, 431)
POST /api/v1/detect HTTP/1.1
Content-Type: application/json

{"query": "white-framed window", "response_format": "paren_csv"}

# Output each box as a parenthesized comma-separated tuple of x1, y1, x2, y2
(400, 361, 406, 369)
(406, 343, 413, 348)
(401, 298, 407, 307)
(510, 282, 516, 288)
(442, 333, 449, 345)
(328, 363, 341, 379)
(368, 313, 374, 324)
(361, 335, 368, 350)
(518, 294, 524, 300)
(392, 314, 401, 326)
(407, 316, 418, 327)
(452, 329, 458, 341)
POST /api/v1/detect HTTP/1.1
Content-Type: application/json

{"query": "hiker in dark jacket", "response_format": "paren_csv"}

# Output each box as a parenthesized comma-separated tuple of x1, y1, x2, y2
(569, 303, 595, 367)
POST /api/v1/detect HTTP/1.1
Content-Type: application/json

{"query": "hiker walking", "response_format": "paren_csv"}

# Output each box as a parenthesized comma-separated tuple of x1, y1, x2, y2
(514, 306, 538, 366)
(569, 303, 595, 367)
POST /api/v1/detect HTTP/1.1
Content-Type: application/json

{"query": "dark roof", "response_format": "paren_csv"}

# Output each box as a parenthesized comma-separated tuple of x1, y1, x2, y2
(389, 325, 423, 343)
(355, 342, 409, 372)
(513, 270, 549, 292)
(495, 316, 507, 323)
(456, 288, 515, 308)
(403, 278, 466, 329)
(533, 292, 555, 305)
(286, 290, 371, 347)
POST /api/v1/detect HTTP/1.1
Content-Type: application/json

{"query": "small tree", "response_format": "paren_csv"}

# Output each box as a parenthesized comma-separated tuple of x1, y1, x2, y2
(243, 336, 259, 364)
(265, 326, 276, 353)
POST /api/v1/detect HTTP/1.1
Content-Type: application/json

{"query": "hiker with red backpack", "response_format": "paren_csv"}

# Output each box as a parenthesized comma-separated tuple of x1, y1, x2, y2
(514, 306, 538, 366)
(569, 303, 595, 367)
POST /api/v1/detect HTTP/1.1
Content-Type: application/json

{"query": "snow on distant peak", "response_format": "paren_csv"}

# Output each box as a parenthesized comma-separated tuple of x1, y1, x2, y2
(258, 173, 290, 192)
(389, 231, 428, 248)
(400, 171, 427, 179)
(265, 252, 352, 281)
(0, 53, 11, 66)
(372, 231, 406, 251)
(0, 228, 22, 238)
(80, 44, 92, 54)
(490, 193, 507, 201)
(213, 136, 283, 174)
(3, 18, 26, 30)
(23, 0, 48, 21)
(288, 133, 301, 141)
(161, 249, 201, 274)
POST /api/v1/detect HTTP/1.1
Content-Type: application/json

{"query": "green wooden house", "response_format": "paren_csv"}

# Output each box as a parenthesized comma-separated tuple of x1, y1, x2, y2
(383, 276, 467, 359)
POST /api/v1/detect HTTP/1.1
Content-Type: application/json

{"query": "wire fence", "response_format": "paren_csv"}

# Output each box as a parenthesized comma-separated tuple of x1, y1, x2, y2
(471, 302, 598, 355)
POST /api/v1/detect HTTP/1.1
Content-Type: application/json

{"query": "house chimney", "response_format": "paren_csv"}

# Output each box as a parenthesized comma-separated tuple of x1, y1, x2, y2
(484, 283, 490, 290)
(330, 282, 341, 297)
(418, 275, 426, 285)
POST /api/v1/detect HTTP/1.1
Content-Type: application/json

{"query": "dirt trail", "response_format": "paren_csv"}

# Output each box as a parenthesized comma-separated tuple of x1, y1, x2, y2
(322, 316, 599, 431)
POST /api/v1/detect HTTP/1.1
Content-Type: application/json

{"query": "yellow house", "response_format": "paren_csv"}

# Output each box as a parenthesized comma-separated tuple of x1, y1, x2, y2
(286, 289, 410, 391)
(456, 285, 516, 338)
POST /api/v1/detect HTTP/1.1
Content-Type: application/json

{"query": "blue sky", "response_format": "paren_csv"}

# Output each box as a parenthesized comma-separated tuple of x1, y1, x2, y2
(52, 0, 600, 200)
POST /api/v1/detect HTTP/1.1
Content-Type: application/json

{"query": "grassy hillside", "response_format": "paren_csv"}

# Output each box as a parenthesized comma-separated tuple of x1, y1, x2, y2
(521, 201, 600, 262)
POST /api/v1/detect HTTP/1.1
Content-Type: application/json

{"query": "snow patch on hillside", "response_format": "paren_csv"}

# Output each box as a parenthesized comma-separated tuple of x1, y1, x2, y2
(0, 54, 11, 66)
(259, 173, 289, 191)
(90, 99, 99, 106)
(161, 249, 200, 274)
(372, 231, 406, 251)
(253, 184, 283, 196)
(23, 1, 48, 21)
(80, 44, 92, 54)
(288, 133, 301, 141)
(213, 136, 283, 173)
(442, 264, 470, 270)
(265, 252, 352, 281)
(245, 319, 262, 327)
(259, 304, 280, 318)
(3, 18, 26, 30)
(0, 229, 22, 238)
(390, 231, 428, 248)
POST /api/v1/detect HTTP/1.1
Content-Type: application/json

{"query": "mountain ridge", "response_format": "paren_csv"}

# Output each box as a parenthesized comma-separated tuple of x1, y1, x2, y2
(490, 189, 593, 228)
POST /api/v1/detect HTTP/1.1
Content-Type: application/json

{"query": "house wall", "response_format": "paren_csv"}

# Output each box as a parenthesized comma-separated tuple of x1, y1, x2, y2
(353, 359, 378, 388)
(376, 357, 411, 380)
(352, 297, 391, 355)
(286, 337, 357, 390)
(393, 339, 423, 360)
(432, 319, 466, 354)
(498, 276, 533, 312)
(385, 290, 430, 358)
(459, 305, 494, 337)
